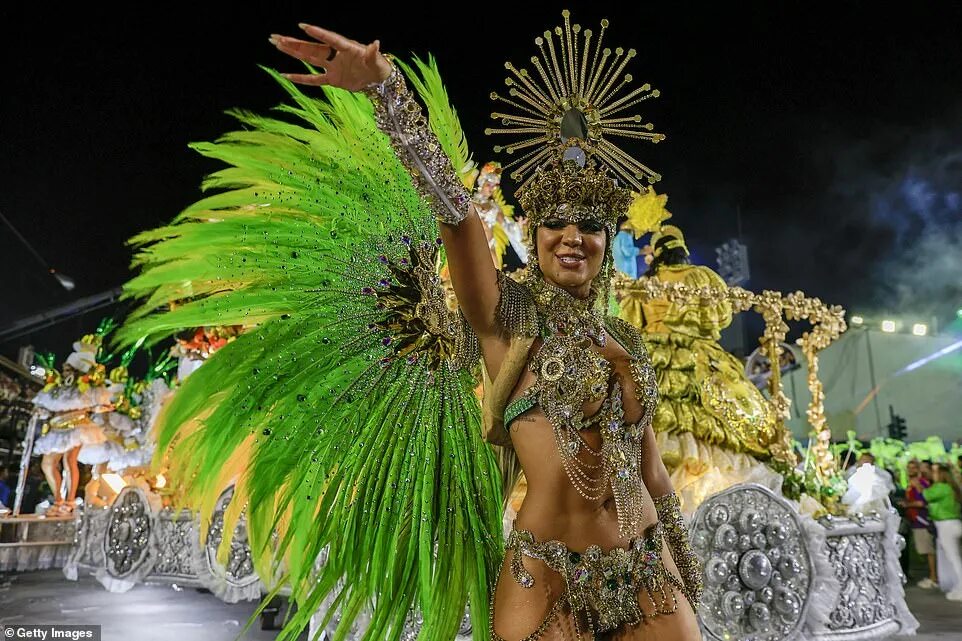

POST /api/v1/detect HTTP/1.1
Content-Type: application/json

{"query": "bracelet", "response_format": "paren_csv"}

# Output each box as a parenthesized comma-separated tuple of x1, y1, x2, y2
(364, 63, 471, 226)
(654, 492, 704, 609)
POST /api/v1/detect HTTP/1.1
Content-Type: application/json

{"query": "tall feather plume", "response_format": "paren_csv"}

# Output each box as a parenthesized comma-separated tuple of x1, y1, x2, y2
(118, 64, 502, 641)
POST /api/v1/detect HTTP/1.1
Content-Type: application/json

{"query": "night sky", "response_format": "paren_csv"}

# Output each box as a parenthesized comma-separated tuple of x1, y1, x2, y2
(3, 2, 962, 361)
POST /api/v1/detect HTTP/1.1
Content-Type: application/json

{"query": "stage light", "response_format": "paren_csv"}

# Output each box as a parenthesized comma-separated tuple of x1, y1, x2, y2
(957, 308, 962, 320)
(51, 270, 76, 291)
(912, 323, 928, 336)
(851, 316, 864, 326)
(897, 339, 962, 375)
(881, 320, 896, 333)
(154, 474, 167, 489)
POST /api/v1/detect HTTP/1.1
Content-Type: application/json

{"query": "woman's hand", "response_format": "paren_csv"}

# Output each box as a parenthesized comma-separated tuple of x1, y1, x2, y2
(269, 24, 392, 91)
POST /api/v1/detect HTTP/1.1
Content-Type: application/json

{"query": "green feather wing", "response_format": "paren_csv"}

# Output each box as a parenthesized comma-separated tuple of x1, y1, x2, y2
(120, 65, 501, 641)
(397, 56, 472, 180)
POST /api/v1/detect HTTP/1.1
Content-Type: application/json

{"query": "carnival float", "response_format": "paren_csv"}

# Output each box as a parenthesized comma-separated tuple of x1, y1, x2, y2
(1, 323, 265, 603)
(609, 197, 919, 639)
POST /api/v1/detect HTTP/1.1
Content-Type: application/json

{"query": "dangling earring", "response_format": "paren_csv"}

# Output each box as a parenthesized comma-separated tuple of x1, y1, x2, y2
(524, 229, 541, 279)
(590, 244, 615, 312)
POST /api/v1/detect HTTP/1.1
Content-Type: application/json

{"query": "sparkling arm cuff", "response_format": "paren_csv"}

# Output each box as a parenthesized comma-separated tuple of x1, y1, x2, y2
(654, 491, 704, 609)
(364, 64, 472, 226)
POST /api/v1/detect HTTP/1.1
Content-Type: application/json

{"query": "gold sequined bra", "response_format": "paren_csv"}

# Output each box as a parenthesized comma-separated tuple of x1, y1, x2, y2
(502, 524, 684, 638)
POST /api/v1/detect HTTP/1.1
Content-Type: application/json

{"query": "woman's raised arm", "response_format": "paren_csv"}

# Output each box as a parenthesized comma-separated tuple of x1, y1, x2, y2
(272, 24, 503, 340)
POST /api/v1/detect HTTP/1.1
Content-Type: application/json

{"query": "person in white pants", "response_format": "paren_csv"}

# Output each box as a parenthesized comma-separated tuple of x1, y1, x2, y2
(924, 465, 962, 600)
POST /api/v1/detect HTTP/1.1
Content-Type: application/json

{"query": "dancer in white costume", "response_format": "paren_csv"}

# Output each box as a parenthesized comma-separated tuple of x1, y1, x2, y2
(32, 335, 112, 514)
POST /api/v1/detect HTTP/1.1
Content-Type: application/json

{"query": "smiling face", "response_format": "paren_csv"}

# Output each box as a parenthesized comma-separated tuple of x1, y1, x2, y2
(535, 216, 608, 298)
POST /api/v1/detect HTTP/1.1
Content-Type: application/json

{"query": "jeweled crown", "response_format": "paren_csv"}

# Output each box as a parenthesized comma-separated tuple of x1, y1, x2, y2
(487, 10, 664, 196)
(518, 160, 632, 229)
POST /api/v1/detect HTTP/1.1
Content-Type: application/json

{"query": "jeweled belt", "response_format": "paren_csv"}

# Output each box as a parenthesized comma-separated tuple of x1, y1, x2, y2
(507, 524, 683, 633)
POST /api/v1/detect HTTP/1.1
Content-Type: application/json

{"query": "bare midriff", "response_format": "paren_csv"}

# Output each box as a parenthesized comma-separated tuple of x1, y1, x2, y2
(506, 332, 659, 550)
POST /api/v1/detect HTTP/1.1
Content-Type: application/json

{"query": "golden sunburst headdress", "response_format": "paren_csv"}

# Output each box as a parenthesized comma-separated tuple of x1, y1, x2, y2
(486, 10, 666, 296)
(487, 10, 665, 231)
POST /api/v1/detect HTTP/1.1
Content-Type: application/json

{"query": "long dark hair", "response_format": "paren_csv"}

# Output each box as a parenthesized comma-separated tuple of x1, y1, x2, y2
(644, 235, 690, 276)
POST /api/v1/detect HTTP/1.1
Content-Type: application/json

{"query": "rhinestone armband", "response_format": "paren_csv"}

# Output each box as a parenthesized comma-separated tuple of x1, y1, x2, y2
(654, 492, 704, 609)
(364, 64, 471, 226)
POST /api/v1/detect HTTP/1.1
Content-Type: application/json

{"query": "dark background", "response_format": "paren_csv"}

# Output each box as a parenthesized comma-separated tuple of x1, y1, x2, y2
(3, 1, 962, 361)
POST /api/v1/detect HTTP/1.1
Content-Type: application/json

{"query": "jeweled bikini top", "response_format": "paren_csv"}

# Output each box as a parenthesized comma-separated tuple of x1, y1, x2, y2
(498, 273, 658, 537)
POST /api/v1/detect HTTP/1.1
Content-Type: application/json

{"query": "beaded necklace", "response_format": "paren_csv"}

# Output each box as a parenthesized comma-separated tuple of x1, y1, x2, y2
(521, 275, 648, 538)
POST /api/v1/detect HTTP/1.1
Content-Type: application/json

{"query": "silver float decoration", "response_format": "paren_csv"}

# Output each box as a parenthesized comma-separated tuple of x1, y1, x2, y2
(103, 487, 153, 578)
(813, 513, 907, 639)
(63, 507, 109, 580)
(64, 484, 266, 600)
(205, 486, 258, 588)
(691, 484, 814, 641)
(826, 531, 894, 630)
(152, 510, 203, 580)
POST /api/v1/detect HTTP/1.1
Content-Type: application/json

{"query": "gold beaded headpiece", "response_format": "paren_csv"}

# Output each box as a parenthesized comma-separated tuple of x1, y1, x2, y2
(487, 9, 665, 226)
(517, 160, 633, 232)
(651, 224, 689, 257)
(486, 10, 666, 297)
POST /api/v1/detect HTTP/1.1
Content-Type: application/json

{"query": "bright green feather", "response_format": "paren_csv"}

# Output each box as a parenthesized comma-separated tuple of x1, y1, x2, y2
(119, 63, 501, 641)
(397, 56, 472, 178)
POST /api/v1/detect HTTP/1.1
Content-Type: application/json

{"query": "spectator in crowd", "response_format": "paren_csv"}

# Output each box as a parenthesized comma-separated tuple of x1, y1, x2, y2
(921, 460, 934, 482)
(0, 466, 12, 508)
(902, 459, 938, 588)
(924, 464, 962, 601)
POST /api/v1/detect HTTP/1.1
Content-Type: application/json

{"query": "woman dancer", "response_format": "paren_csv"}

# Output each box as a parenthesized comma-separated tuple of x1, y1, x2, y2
(122, 13, 701, 640)
(275, 21, 701, 640)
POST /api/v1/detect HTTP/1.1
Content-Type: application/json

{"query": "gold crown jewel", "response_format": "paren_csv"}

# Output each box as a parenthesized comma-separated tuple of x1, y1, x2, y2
(486, 10, 665, 193)
(519, 161, 632, 229)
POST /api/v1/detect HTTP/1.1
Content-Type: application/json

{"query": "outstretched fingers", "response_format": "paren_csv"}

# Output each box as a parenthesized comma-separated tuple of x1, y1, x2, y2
(271, 23, 390, 90)
(297, 23, 359, 52)
(281, 72, 330, 86)
(270, 34, 332, 66)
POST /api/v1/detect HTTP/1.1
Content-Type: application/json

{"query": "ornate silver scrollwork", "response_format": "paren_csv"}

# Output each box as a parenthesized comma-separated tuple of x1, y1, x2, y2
(103, 487, 153, 578)
(152, 510, 202, 580)
(64, 508, 109, 579)
(691, 484, 814, 641)
(205, 485, 257, 587)
(825, 529, 896, 631)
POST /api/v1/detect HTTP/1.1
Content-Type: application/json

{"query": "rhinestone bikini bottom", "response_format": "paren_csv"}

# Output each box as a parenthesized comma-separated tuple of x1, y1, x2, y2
(492, 524, 684, 640)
